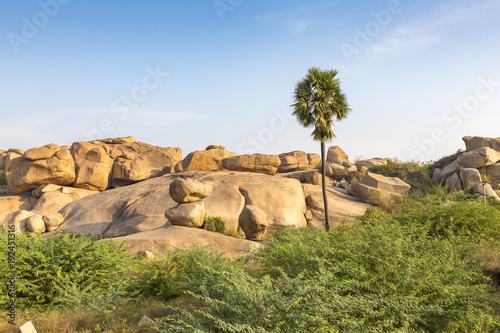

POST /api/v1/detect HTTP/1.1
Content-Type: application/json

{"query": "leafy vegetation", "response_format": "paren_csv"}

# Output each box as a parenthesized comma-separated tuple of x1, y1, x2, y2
(203, 215, 226, 234)
(0, 170, 6, 186)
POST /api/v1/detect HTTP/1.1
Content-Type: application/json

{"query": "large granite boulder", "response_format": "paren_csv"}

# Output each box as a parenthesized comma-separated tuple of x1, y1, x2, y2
(457, 147, 500, 169)
(277, 151, 310, 173)
(355, 158, 388, 170)
(349, 172, 410, 205)
(221, 154, 281, 175)
(71, 142, 114, 191)
(326, 146, 349, 164)
(238, 205, 270, 241)
(175, 148, 236, 172)
(5, 148, 76, 194)
(165, 201, 205, 228)
(460, 168, 482, 190)
(56, 172, 308, 238)
(279, 170, 322, 185)
(0, 194, 36, 229)
(307, 153, 321, 169)
(24, 143, 60, 161)
(111, 142, 182, 187)
(30, 186, 98, 215)
(169, 178, 213, 203)
(463, 136, 500, 152)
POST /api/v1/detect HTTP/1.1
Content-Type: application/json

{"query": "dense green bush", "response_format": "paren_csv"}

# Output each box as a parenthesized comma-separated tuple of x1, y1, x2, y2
(0, 170, 6, 185)
(156, 221, 500, 332)
(203, 216, 226, 234)
(0, 232, 136, 310)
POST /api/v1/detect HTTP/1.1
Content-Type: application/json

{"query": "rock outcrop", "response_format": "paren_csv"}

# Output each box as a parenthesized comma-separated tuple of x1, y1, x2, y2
(326, 146, 349, 164)
(175, 148, 236, 172)
(221, 154, 281, 175)
(6, 148, 76, 194)
(349, 172, 411, 205)
(463, 136, 500, 152)
(56, 172, 308, 238)
(277, 151, 311, 173)
(4, 137, 182, 194)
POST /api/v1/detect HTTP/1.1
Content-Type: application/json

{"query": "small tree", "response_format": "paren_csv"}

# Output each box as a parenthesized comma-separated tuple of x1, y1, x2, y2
(292, 67, 351, 230)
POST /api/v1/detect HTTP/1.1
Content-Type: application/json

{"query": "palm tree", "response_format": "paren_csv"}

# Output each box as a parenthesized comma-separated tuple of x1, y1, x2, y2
(292, 67, 351, 231)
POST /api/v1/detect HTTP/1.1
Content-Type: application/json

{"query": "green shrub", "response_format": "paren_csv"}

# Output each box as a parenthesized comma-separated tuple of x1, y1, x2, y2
(0, 232, 136, 310)
(391, 200, 500, 242)
(0, 171, 6, 186)
(156, 224, 500, 332)
(203, 216, 226, 234)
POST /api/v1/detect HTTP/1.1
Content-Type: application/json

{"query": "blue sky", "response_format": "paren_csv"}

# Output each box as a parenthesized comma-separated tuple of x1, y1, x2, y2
(1, 0, 500, 162)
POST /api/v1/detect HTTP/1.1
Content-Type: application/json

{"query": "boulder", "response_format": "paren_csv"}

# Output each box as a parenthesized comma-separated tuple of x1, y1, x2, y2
(206, 145, 225, 150)
(111, 143, 182, 186)
(277, 151, 309, 173)
(361, 172, 411, 194)
(472, 183, 500, 201)
(238, 205, 270, 240)
(97, 136, 136, 144)
(221, 154, 281, 175)
(43, 213, 64, 232)
(31, 186, 98, 215)
(71, 142, 114, 191)
(326, 146, 349, 164)
(482, 163, 500, 182)
(457, 147, 500, 169)
(349, 172, 410, 206)
(24, 143, 60, 161)
(169, 178, 213, 203)
(440, 159, 460, 178)
(432, 168, 442, 181)
(31, 184, 62, 198)
(463, 136, 500, 152)
(302, 184, 368, 228)
(355, 158, 387, 170)
(175, 149, 236, 172)
(108, 225, 266, 258)
(5, 210, 35, 234)
(5, 149, 76, 194)
(165, 201, 205, 228)
(279, 170, 322, 185)
(459, 168, 481, 190)
(325, 163, 347, 180)
(307, 153, 321, 169)
(446, 172, 463, 192)
(0, 193, 36, 228)
(8, 148, 24, 155)
(57, 172, 307, 238)
(26, 214, 46, 234)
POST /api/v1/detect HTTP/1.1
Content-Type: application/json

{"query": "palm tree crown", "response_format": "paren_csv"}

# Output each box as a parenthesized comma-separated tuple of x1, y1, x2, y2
(292, 67, 351, 231)
(292, 67, 350, 142)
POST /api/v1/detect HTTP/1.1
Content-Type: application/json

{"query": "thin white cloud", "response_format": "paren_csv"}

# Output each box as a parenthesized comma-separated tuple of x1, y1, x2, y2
(369, 0, 500, 56)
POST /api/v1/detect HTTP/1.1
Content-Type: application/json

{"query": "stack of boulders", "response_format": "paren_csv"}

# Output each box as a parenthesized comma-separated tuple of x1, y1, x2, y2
(6, 210, 63, 236)
(1, 136, 182, 194)
(348, 171, 411, 205)
(434, 136, 500, 201)
(165, 178, 213, 228)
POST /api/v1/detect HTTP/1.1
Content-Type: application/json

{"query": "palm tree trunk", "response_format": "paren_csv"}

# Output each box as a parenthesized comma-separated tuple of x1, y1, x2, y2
(321, 141, 330, 231)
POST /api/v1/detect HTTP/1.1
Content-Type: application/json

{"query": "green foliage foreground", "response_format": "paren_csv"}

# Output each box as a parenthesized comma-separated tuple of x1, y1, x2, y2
(1, 197, 499, 332)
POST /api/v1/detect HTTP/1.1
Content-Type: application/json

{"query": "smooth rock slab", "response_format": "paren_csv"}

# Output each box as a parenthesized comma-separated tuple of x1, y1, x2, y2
(108, 225, 266, 258)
